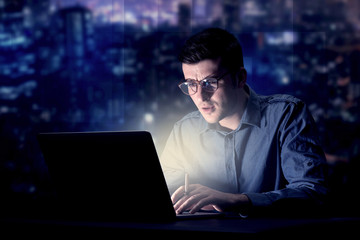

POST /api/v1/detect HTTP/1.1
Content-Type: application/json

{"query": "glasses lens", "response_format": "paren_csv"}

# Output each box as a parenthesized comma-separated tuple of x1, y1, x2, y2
(202, 78, 218, 92)
(179, 81, 197, 95)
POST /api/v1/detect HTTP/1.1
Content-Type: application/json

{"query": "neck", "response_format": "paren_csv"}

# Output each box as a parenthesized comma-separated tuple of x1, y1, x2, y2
(219, 88, 249, 131)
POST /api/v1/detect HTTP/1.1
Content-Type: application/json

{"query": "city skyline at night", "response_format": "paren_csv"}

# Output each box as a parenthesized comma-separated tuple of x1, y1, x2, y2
(0, 0, 360, 205)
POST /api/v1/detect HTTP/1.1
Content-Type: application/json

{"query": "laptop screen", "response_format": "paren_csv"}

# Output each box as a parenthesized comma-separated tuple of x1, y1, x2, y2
(37, 131, 176, 222)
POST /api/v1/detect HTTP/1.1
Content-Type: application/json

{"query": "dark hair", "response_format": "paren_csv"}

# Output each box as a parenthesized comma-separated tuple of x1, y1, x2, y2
(178, 28, 244, 71)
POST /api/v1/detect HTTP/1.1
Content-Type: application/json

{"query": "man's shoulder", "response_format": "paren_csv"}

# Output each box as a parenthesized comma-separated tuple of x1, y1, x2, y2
(254, 93, 310, 126)
(257, 93, 305, 110)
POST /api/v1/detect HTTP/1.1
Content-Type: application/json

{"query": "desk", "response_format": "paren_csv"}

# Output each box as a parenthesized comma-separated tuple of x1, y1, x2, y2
(1, 216, 360, 238)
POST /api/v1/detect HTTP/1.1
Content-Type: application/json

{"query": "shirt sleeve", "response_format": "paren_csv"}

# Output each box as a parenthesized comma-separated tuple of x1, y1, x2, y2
(244, 101, 328, 215)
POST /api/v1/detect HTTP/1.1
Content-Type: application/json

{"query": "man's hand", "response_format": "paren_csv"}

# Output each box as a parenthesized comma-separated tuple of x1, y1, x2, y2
(171, 184, 250, 214)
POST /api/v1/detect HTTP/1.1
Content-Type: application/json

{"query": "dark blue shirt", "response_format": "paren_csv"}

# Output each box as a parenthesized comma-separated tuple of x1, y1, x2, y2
(161, 85, 328, 209)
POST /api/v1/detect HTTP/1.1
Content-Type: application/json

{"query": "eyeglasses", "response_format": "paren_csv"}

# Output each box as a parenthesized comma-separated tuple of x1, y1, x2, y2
(178, 71, 230, 96)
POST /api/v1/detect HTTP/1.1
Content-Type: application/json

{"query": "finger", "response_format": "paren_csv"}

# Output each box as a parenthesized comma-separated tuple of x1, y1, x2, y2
(200, 205, 216, 211)
(189, 197, 213, 214)
(173, 194, 190, 210)
(176, 193, 205, 214)
(172, 184, 199, 204)
(171, 185, 185, 204)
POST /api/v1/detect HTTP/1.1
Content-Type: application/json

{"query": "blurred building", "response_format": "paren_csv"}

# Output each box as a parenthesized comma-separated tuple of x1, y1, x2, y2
(53, 5, 94, 74)
(178, 2, 191, 32)
(222, 0, 240, 32)
(0, 0, 360, 202)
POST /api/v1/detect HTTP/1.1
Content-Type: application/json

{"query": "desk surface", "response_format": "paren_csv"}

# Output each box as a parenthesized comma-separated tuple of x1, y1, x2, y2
(2, 215, 360, 238)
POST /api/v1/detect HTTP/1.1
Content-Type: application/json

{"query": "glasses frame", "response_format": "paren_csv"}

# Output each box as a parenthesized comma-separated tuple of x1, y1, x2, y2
(178, 71, 231, 96)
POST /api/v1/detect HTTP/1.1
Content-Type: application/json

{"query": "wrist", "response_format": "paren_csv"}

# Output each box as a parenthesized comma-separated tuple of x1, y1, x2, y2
(225, 193, 252, 214)
(236, 194, 252, 217)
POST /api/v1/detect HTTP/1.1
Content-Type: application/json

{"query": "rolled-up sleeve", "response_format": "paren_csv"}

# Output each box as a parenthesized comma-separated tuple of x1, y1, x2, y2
(244, 101, 328, 213)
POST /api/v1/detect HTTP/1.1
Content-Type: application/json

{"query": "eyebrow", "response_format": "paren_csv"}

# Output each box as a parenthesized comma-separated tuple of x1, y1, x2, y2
(185, 72, 221, 82)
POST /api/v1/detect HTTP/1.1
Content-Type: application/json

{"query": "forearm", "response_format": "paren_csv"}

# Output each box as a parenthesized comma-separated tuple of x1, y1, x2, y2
(221, 193, 251, 214)
(243, 185, 327, 216)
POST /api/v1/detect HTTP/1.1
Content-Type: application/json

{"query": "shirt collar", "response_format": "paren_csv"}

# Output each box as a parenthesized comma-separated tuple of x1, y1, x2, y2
(240, 84, 261, 128)
(199, 84, 261, 134)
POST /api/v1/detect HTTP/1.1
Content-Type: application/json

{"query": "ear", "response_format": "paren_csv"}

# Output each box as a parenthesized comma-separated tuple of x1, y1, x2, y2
(235, 68, 247, 88)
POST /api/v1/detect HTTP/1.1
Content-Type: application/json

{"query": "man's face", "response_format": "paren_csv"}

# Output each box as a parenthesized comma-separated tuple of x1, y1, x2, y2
(182, 59, 239, 124)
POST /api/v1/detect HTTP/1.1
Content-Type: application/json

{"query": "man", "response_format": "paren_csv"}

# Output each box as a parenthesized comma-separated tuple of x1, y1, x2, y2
(160, 28, 328, 216)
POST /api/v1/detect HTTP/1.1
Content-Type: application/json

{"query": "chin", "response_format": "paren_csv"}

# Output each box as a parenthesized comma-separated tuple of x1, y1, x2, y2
(198, 108, 222, 124)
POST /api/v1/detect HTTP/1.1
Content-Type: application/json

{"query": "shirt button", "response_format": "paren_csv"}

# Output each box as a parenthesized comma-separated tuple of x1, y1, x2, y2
(226, 163, 231, 171)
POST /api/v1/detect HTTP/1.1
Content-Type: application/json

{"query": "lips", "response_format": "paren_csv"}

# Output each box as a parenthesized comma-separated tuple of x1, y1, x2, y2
(201, 105, 215, 114)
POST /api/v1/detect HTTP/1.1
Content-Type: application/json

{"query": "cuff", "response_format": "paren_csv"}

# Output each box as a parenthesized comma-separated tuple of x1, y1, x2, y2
(243, 192, 273, 207)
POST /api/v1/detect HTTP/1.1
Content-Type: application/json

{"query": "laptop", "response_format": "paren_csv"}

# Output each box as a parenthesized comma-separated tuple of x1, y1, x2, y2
(37, 131, 222, 222)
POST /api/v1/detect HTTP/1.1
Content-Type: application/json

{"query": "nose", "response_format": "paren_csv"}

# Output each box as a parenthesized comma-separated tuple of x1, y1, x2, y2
(195, 84, 213, 102)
